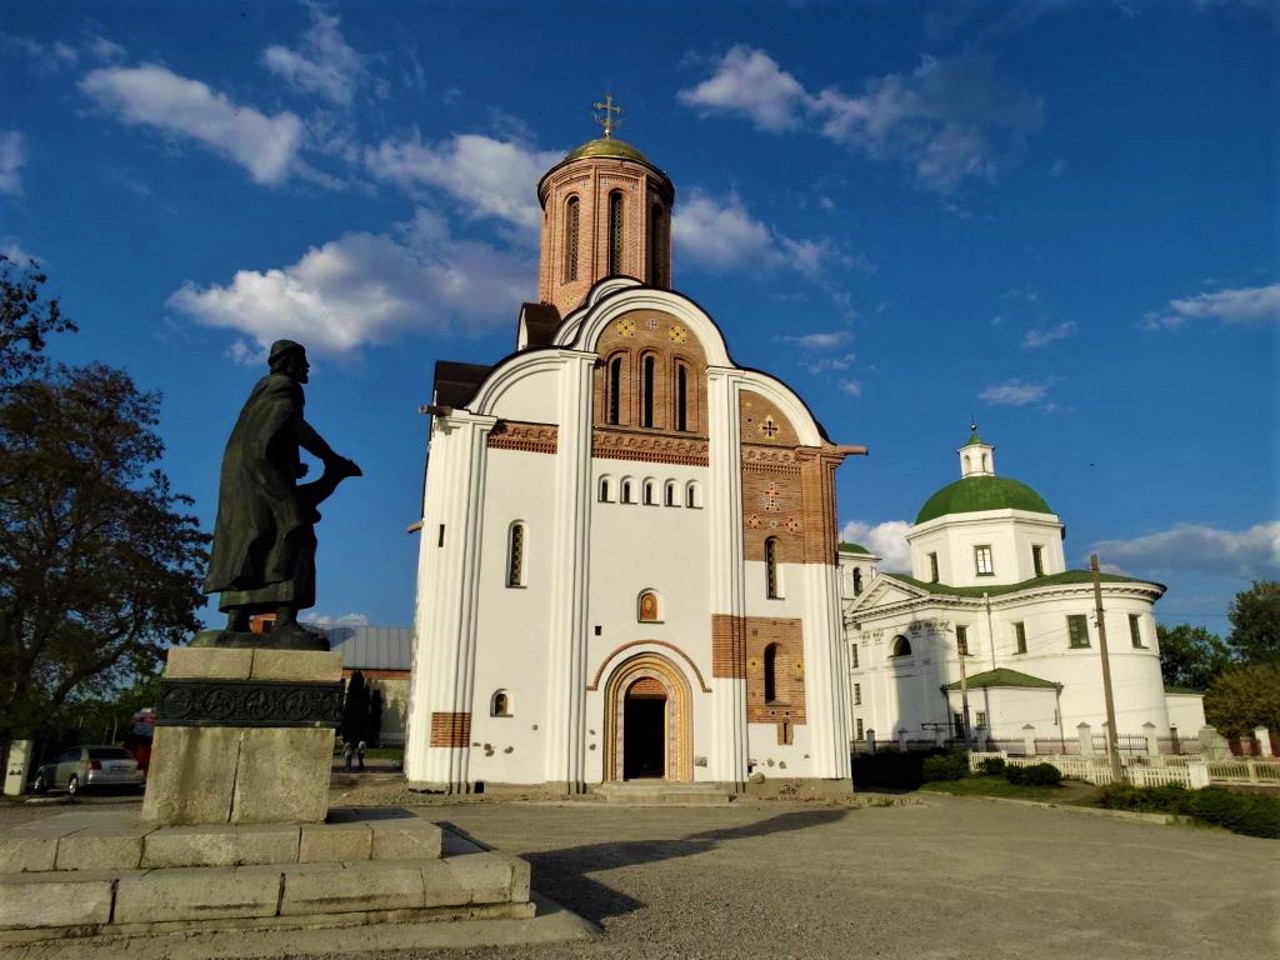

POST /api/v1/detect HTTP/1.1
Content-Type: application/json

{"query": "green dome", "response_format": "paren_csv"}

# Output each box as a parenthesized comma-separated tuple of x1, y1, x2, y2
(915, 475, 1053, 524)
(564, 137, 650, 163)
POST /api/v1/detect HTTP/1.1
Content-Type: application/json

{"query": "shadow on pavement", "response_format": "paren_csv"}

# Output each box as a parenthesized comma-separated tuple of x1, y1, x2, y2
(525, 807, 849, 925)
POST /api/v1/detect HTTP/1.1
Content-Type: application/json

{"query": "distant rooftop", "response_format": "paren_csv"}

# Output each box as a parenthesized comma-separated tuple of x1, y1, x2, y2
(323, 625, 413, 671)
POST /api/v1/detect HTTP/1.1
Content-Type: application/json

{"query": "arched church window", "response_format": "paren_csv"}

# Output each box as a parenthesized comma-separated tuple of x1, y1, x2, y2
(638, 589, 661, 622)
(664, 480, 678, 507)
(598, 476, 614, 503)
(621, 478, 635, 504)
(641, 354, 656, 427)
(764, 643, 779, 703)
(564, 196, 580, 282)
(608, 191, 624, 275)
(643, 479, 657, 505)
(607, 355, 623, 425)
(506, 522, 526, 587)
(964, 454, 971, 471)
(765, 537, 780, 598)
(982, 453, 989, 471)
(491, 690, 511, 717)
(685, 481, 702, 509)
(891, 635, 912, 658)
(674, 362, 689, 432)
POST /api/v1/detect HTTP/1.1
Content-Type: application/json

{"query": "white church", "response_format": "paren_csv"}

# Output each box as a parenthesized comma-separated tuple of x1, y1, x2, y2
(404, 121, 865, 792)
(839, 429, 1206, 747)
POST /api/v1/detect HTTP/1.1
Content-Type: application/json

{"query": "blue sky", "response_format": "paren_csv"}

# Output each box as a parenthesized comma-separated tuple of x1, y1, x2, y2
(3, 0, 1276, 635)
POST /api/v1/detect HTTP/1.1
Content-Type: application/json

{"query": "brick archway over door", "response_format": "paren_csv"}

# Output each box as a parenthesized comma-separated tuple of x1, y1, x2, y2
(602, 652, 694, 783)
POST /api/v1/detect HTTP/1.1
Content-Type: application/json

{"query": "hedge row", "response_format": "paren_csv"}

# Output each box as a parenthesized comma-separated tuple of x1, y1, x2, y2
(1094, 783, 1280, 839)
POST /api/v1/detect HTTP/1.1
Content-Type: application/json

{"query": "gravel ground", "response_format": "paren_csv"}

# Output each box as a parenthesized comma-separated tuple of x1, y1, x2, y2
(3, 792, 1276, 960)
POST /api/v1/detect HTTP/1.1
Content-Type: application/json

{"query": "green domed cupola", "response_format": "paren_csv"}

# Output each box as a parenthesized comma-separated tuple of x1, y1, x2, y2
(914, 424, 1054, 524)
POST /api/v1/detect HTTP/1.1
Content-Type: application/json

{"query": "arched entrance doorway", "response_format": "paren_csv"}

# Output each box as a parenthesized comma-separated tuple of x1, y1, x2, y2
(603, 652, 693, 782)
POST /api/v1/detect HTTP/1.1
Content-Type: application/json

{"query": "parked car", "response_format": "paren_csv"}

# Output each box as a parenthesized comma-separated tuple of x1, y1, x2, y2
(31, 745, 145, 796)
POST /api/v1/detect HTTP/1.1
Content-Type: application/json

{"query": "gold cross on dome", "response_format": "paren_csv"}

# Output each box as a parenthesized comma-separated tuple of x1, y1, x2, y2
(593, 93, 623, 138)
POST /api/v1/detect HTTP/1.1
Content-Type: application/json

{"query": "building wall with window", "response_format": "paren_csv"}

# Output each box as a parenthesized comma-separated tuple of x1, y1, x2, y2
(404, 132, 860, 792)
(844, 432, 1189, 743)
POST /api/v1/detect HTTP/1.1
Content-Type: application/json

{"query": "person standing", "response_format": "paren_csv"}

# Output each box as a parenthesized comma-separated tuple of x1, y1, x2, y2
(356, 740, 367, 772)
(342, 740, 354, 771)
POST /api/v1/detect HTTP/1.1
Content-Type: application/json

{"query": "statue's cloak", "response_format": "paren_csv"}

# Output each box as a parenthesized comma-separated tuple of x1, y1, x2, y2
(204, 373, 313, 607)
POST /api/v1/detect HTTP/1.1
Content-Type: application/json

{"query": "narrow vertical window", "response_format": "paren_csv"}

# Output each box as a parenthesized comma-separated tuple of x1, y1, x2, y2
(506, 523, 525, 587)
(856, 717, 864, 740)
(956, 625, 969, 656)
(608, 191, 624, 275)
(1014, 621, 1027, 654)
(608, 356, 622, 425)
(851, 644, 859, 669)
(598, 477, 613, 503)
(642, 355, 655, 427)
(648, 203, 662, 283)
(765, 537, 779, 598)
(675, 363, 688, 431)
(974, 545, 994, 576)
(643, 479, 657, 505)
(564, 196, 579, 282)
(621, 479, 633, 504)
(928, 552, 939, 583)
(1032, 544, 1044, 577)
(854, 682, 862, 706)
(764, 643, 778, 702)
(1129, 614, 1145, 648)
(853, 568, 863, 596)
(1067, 614, 1090, 648)
(664, 480, 677, 506)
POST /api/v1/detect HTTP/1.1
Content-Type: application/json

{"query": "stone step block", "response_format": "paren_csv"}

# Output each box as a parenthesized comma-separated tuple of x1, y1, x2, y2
(54, 823, 150, 871)
(281, 861, 428, 916)
(0, 870, 122, 929)
(299, 821, 372, 863)
(114, 864, 284, 924)
(142, 823, 300, 869)
(371, 819, 443, 861)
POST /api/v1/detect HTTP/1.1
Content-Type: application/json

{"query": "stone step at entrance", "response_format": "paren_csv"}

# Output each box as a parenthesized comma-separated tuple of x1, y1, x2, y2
(592, 781, 736, 805)
(0, 808, 532, 944)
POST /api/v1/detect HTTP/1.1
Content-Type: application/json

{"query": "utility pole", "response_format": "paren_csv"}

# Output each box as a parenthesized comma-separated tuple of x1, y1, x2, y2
(983, 592, 997, 670)
(956, 621, 971, 746)
(1090, 554, 1124, 783)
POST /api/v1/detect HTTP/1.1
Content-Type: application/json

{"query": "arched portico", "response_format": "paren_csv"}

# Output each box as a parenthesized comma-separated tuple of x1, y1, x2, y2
(602, 651, 694, 782)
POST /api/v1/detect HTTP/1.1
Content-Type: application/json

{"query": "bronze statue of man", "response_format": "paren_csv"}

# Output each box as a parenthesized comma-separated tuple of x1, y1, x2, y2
(202, 340, 361, 650)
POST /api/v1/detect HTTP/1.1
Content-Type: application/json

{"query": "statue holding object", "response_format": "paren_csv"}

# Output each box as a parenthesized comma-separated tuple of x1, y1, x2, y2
(198, 339, 362, 651)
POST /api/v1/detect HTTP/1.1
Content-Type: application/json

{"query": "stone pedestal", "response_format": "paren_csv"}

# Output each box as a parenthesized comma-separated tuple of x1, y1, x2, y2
(141, 646, 343, 826)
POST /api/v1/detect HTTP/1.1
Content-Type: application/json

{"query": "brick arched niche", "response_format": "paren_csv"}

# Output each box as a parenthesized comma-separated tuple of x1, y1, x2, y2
(602, 652, 694, 783)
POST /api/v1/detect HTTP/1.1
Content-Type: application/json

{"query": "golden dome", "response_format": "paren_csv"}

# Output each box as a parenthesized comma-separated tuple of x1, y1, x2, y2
(564, 137, 650, 163)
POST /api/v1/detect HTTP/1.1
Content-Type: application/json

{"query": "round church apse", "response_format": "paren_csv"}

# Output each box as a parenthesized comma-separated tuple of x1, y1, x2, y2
(602, 652, 693, 782)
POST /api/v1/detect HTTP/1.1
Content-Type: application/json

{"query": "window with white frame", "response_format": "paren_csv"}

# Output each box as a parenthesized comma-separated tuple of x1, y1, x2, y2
(974, 545, 994, 576)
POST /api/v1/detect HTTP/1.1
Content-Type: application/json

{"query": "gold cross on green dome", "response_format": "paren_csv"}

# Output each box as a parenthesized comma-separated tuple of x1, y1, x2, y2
(593, 93, 624, 138)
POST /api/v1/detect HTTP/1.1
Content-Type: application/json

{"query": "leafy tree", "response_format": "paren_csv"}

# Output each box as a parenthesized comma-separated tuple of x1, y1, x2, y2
(0, 260, 206, 756)
(1156, 623, 1232, 691)
(342, 670, 368, 744)
(1227, 580, 1280, 666)
(1, 254, 76, 386)
(1204, 664, 1280, 739)
(367, 687, 383, 747)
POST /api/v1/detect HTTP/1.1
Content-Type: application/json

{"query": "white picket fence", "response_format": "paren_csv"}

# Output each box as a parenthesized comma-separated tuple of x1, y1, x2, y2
(967, 752, 1280, 788)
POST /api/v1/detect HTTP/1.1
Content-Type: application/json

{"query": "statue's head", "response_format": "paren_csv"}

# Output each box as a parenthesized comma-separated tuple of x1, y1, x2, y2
(268, 340, 309, 383)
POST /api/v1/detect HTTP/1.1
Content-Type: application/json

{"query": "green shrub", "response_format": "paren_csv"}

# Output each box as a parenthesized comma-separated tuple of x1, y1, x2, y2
(981, 757, 1006, 776)
(1092, 783, 1280, 839)
(1005, 762, 1062, 787)
(921, 753, 969, 782)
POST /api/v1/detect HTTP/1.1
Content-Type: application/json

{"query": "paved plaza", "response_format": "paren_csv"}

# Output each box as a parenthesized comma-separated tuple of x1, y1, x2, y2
(2, 793, 1276, 959)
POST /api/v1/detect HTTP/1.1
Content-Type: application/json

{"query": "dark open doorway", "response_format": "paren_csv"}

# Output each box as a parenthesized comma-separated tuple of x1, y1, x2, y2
(623, 692, 666, 779)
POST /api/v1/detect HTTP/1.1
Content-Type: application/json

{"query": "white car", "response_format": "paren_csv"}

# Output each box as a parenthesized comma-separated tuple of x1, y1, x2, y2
(31, 745, 145, 796)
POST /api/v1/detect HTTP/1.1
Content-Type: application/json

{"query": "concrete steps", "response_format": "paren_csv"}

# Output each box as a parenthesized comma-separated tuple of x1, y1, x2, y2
(592, 781, 736, 805)
(0, 807, 532, 944)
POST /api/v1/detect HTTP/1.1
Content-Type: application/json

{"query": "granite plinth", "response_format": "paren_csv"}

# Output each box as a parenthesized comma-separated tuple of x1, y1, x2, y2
(142, 646, 342, 826)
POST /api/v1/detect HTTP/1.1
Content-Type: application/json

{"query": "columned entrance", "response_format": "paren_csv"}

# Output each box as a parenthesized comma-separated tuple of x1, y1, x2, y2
(603, 651, 693, 782)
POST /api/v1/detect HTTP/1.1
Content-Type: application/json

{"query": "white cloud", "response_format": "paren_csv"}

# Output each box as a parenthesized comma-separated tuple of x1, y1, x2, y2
(1092, 522, 1280, 579)
(262, 5, 365, 105)
(676, 45, 811, 132)
(839, 379, 864, 398)
(840, 520, 912, 572)
(168, 209, 533, 357)
(0, 131, 26, 195)
(1022, 320, 1077, 348)
(784, 330, 852, 350)
(365, 133, 562, 232)
(1143, 283, 1280, 330)
(979, 379, 1050, 406)
(80, 65, 304, 185)
(301, 611, 370, 628)
(680, 48, 1042, 192)
(806, 352, 857, 374)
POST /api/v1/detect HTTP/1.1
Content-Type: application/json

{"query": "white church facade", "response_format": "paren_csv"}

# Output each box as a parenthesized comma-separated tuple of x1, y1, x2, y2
(404, 126, 864, 792)
(841, 430, 1206, 747)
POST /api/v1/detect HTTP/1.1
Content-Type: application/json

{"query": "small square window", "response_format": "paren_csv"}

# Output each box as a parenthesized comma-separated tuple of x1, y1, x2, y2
(1067, 614, 1090, 648)
(974, 545, 994, 576)
(975, 711, 987, 729)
